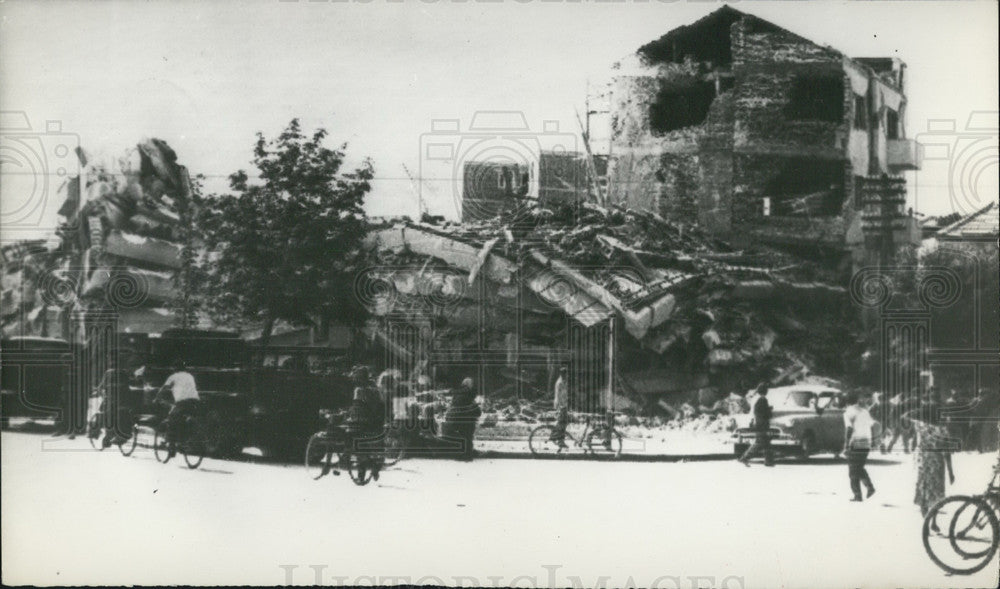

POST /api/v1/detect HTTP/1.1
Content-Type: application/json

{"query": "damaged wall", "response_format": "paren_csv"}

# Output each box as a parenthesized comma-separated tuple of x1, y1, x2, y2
(607, 6, 916, 265)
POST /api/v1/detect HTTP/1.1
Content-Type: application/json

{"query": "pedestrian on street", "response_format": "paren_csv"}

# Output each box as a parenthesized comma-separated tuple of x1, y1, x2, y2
(739, 382, 774, 467)
(550, 366, 569, 449)
(843, 391, 877, 501)
(883, 391, 917, 454)
(442, 377, 481, 461)
(908, 389, 955, 519)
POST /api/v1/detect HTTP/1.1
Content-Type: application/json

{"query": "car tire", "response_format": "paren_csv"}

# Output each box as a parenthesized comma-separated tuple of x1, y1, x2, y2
(734, 443, 749, 458)
(799, 432, 816, 458)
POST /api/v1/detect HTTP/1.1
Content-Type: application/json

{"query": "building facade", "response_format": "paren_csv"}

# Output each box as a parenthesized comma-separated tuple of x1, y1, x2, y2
(608, 6, 923, 261)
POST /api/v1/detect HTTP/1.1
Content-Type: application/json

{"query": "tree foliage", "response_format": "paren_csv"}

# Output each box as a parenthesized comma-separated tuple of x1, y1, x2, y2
(194, 119, 373, 346)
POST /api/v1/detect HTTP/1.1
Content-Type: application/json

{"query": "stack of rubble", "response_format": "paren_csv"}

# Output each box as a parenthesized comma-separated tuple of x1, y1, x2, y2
(56, 139, 195, 333)
(0, 240, 67, 337)
(366, 201, 862, 413)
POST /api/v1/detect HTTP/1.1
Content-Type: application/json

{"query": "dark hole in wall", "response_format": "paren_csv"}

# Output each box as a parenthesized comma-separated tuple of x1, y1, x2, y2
(650, 78, 716, 134)
(853, 95, 868, 129)
(785, 75, 844, 122)
(886, 109, 900, 139)
(765, 159, 845, 217)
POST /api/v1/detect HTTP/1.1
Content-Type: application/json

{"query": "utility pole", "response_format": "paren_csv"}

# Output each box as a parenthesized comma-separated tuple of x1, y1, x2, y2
(402, 163, 427, 219)
(606, 315, 615, 414)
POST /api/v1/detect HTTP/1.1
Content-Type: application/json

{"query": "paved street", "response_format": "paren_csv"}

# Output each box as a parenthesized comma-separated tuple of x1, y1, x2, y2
(2, 431, 997, 588)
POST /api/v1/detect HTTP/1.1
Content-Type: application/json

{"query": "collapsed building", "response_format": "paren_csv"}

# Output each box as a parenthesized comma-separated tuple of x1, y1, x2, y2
(1, 139, 199, 341)
(364, 7, 931, 413)
(461, 151, 603, 222)
(607, 5, 923, 272)
(364, 203, 861, 413)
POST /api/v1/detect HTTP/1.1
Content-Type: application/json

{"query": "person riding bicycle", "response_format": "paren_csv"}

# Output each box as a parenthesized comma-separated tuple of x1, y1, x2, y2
(156, 360, 201, 459)
(93, 363, 138, 448)
(345, 365, 386, 481)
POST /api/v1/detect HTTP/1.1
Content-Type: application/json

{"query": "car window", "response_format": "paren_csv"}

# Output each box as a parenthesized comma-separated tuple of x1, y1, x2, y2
(817, 391, 842, 409)
(787, 390, 816, 408)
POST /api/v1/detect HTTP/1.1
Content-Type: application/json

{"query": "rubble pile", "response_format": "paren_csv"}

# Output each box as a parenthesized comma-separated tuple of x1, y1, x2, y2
(1, 139, 197, 338)
(1, 240, 65, 337)
(367, 201, 862, 413)
(57, 139, 197, 332)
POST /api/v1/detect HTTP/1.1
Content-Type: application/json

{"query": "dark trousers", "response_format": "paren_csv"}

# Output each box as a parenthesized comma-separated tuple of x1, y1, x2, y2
(166, 399, 201, 448)
(551, 407, 569, 440)
(741, 431, 774, 465)
(847, 448, 874, 498)
(98, 398, 136, 441)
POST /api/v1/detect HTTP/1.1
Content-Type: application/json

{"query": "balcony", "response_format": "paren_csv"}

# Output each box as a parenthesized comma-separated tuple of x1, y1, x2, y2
(887, 139, 923, 171)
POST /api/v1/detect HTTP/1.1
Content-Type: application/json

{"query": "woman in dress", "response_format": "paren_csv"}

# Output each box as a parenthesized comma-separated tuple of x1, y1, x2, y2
(908, 390, 956, 520)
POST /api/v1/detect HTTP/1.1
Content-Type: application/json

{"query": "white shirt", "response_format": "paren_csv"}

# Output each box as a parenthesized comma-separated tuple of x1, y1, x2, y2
(844, 405, 874, 445)
(164, 371, 199, 402)
(553, 376, 568, 410)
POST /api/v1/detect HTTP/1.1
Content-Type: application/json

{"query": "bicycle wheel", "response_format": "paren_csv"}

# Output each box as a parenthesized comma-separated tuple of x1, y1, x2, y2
(306, 432, 341, 480)
(182, 420, 205, 469)
(923, 495, 999, 575)
(346, 453, 375, 486)
(949, 496, 1000, 562)
(153, 428, 171, 463)
(529, 425, 569, 456)
(586, 429, 623, 458)
(382, 428, 405, 468)
(118, 425, 138, 457)
(88, 414, 104, 450)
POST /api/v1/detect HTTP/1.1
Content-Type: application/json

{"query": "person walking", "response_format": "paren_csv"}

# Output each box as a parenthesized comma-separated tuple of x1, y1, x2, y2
(843, 391, 877, 501)
(442, 377, 481, 461)
(739, 383, 774, 467)
(908, 390, 956, 519)
(550, 366, 570, 449)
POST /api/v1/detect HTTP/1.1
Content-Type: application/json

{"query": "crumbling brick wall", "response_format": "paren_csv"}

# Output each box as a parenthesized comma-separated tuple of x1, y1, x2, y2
(610, 62, 734, 228)
(609, 8, 901, 264)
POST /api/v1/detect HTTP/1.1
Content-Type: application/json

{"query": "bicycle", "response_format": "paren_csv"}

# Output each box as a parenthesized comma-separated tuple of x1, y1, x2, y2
(923, 457, 1000, 575)
(305, 409, 403, 486)
(528, 412, 623, 458)
(152, 401, 208, 469)
(117, 411, 162, 458)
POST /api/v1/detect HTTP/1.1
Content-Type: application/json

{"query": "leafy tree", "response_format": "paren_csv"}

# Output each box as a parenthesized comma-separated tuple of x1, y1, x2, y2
(195, 119, 373, 351)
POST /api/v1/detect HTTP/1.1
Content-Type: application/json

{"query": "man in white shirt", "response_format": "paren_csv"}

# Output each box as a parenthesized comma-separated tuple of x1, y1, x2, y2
(157, 361, 201, 458)
(550, 367, 570, 449)
(843, 391, 877, 501)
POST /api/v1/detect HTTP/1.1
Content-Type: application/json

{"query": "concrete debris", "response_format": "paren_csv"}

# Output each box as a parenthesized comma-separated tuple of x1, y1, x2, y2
(2, 138, 197, 338)
(369, 201, 863, 413)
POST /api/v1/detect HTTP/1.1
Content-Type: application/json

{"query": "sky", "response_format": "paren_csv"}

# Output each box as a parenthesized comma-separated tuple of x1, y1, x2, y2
(1, 0, 997, 242)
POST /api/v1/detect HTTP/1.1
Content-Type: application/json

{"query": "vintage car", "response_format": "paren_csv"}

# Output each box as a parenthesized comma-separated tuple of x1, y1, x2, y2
(732, 384, 869, 459)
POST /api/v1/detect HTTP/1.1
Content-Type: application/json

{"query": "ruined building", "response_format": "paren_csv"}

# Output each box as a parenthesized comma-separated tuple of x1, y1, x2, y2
(462, 152, 602, 222)
(608, 6, 923, 267)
